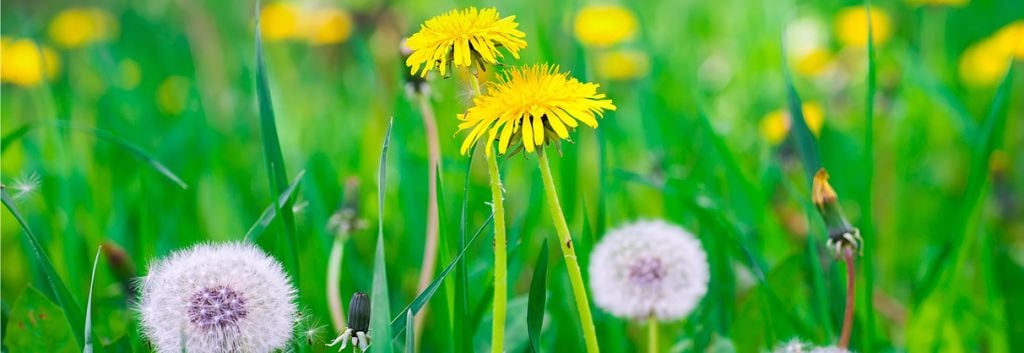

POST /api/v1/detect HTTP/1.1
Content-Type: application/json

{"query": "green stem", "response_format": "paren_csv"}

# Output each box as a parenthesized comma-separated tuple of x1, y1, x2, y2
(537, 151, 601, 353)
(647, 317, 658, 353)
(469, 74, 508, 353)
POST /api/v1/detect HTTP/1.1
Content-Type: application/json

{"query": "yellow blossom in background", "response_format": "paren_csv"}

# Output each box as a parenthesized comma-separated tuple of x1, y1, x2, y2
(573, 4, 638, 47)
(118, 59, 142, 90)
(595, 49, 650, 81)
(793, 48, 833, 77)
(458, 64, 616, 156)
(759, 102, 825, 145)
(260, 3, 302, 41)
(992, 20, 1024, 59)
(157, 76, 191, 115)
(834, 6, 892, 47)
(405, 7, 527, 78)
(48, 7, 118, 48)
(958, 38, 1011, 87)
(306, 8, 354, 45)
(0, 38, 61, 86)
(906, 0, 969, 6)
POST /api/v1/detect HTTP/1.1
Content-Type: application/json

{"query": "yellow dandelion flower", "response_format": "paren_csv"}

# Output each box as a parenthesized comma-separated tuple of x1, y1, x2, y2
(595, 49, 650, 81)
(0, 38, 61, 86)
(958, 38, 1011, 87)
(405, 7, 527, 78)
(834, 6, 892, 47)
(573, 4, 638, 48)
(793, 47, 833, 77)
(157, 76, 191, 115)
(992, 20, 1024, 59)
(306, 8, 354, 45)
(118, 58, 142, 90)
(457, 64, 616, 156)
(906, 0, 969, 7)
(48, 7, 117, 48)
(759, 102, 825, 145)
(260, 3, 302, 41)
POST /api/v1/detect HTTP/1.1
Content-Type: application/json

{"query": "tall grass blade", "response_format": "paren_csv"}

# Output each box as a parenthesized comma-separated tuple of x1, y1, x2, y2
(84, 246, 102, 353)
(780, 50, 822, 181)
(58, 123, 188, 189)
(861, 5, 878, 351)
(1, 122, 34, 153)
(454, 146, 476, 353)
(243, 169, 307, 242)
(1, 188, 84, 347)
(370, 118, 395, 353)
(405, 309, 415, 353)
(527, 242, 550, 353)
(254, 3, 299, 281)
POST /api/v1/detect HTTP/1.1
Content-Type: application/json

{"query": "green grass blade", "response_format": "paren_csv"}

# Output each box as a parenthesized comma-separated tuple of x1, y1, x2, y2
(84, 246, 102, 353)
(371, 118, 395, 353)
(1, 122, 34, 153)
(254, 4, 299, 282)
(780, 52, 822, 181)
(243, 169, 307, 242)
(861, 5, 878, 351)
(0, 188, 84, 347)
(389, 211, 494, 337)
(455, 145, 476, 353)
(405, 309, 415, 353)
(527, 242, 550, 353)
(57, 123, 188, 189)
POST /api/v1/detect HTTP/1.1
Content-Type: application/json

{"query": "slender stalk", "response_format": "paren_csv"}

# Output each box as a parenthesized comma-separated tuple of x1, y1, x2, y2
(414, 90, 442, 344)
(647, 316, 658, 353)
(839, 248, 857, 349)
(469, 74, 509, 353)
(537, 151, 601, 353)
(327, 234, 347, 331)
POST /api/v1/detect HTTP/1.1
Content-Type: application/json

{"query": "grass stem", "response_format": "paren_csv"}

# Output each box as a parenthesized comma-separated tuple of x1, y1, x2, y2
(839, 248, 857, 349)
(537, 151, 601, 353)
(414, 90, 443, 345)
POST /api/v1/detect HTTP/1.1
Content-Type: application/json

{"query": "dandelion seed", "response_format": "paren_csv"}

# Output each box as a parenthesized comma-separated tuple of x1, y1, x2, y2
(456, 64, 616, 156)
(405, 7, 527, 78)
(588, 220, 710, 321)
(10, 172, 42, 200)
(139, 242, 297, 353)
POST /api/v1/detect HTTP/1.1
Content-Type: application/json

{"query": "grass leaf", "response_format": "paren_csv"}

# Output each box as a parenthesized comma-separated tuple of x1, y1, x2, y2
(780, 53, 822, 181)
(243, 169, 307, 242)
(57, 123, 188, 189)
(861, 5, 878, 351)
(83, 246, 102, 353)
(527, 242, 550, 353)
(370, 118, 395, 353)
(405, 309, 415, 353)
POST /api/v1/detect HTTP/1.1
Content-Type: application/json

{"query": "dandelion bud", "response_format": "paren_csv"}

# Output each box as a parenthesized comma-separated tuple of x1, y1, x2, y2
(347, 292, 370, 333)
(101, 240, 138, 301)
(811, 168, 862, 257)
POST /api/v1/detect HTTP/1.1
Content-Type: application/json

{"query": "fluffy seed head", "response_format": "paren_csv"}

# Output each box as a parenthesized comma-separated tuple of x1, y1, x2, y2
(589, 220, 709, 322)
(139, 242, 297, 353)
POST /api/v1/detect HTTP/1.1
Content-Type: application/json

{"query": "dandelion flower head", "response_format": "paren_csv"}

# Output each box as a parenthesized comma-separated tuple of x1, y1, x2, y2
(48, 7, 118, 48)
(139, 242, 297, 353)
(405, 7, 527, 77)
(457, 64, 615, 156)
(0, 38, 61, 87)
(573, 4, 638, 47)
(595, 49, 650, 81)
(760, 102, 825, 145)
(588, 220, 709, 321)
(834, 6, 892, 47)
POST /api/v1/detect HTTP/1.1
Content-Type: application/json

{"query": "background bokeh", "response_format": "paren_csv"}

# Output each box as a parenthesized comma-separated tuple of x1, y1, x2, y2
(1, 0, 1022, 352)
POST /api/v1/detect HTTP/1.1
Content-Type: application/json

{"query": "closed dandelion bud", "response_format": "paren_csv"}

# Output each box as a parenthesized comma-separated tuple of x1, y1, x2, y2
(139, 242, 297, 353)
(101, 240, 138, 301)
(347, 292, 370, 333)
(812, 168, 862, 257)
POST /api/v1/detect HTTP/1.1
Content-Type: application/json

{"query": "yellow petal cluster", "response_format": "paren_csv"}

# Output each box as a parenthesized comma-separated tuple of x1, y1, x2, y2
(48, 7, 118, 48)
(834, 6, 892, 47)
(595, 50, 650, 81)
(959, 20, 1023, 87)
(458, 64, 616, 155)
(260, 3, 354, 45)
(573, 4, 638, 47)
(0, 38, 61, 87)
(405, 7, 527, 78)
(759, 102, 825, 145)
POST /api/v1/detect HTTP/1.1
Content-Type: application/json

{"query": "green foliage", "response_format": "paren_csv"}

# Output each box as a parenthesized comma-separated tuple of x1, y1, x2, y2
(3, 287, 78, 353)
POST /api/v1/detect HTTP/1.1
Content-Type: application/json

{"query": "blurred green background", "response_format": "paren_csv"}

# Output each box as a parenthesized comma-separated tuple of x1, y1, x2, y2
(1, 0, 1022, 352)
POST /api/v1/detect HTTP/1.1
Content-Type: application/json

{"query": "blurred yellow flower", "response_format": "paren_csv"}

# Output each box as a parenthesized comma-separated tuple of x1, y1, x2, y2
(992, 20, 1024, 59)
(760, 102, 825, 145)
(595, 50, 650, 81)
(118, 59, 142, 90)
(457, 64, 616, 155)
(906, 0, 969, 6)
(834, 6, 892, 47)
(157, 76, 191, 115)
(406, 7, 527, 78)
(793, 48, 833, 77)
(48, 7, 118, 48)
(306, 8, 354, 45)
(958, 38, 1011, 87)
(260, 3, 302, 41)
(574, 4, 638, 47)
(0, 38, 61, 86)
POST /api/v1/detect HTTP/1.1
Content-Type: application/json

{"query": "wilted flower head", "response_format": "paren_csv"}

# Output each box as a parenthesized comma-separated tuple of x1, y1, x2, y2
(573, 4, 638, 47)
(457, 64, 616, 156)
(812, 169, 862, 257)
(589, 220, 709, 321)
(139, 242, 297, 353)
(404, 7, 527, 78)
(328, 292, 371, 351)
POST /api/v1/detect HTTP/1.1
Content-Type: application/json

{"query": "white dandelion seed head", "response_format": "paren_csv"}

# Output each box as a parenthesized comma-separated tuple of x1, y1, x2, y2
(9, 171, 42, 199)
(773, 339, 810, 353)
(809, 346, 851, 353)
(139, 242, 298, 353)
(589, 219, 710, 322)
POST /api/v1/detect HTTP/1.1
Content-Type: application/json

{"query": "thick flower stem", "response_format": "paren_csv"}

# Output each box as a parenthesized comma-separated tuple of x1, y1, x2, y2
(647, 316, 658, 353)
(327, 233, 347, 331)
(537, 151, 601, 353)
(414, 91, 442, 344)
(470, 73, 509, 353)
(839, 248, 856, 349)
